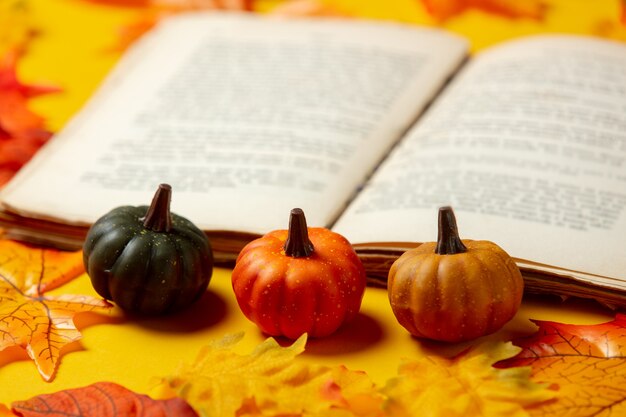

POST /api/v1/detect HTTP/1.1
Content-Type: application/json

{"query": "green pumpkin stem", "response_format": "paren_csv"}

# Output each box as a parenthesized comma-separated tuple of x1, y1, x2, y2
(436, 206, 467, 255)
(143, 183, 172, 232)
(284, 208, 314, 258)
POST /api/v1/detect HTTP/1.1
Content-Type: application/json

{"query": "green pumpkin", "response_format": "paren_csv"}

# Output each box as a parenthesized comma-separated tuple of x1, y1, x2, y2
(83, 184, 213, 315)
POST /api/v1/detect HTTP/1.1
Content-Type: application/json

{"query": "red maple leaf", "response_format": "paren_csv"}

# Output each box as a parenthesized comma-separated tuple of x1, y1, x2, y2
(498, 314, 626, 416)
(0, 51, 61, 187)
(420, 0, 547, 22)
(10, 382, 199, 416)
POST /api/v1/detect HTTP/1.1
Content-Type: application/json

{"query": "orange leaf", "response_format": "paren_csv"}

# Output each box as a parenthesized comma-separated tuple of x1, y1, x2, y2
(270, 0, 349, 17)
(420, 0, 547, 22)
(0, 240, 111, 381)
(0, 51, 60, 187)
(84, 0, 251, 9)
(498, 314, 626, 417)
(11, 382, 199, 417)
(82, 0, 252, 51)
(0, 0, 34, 57)
(0, 52, 60, 135)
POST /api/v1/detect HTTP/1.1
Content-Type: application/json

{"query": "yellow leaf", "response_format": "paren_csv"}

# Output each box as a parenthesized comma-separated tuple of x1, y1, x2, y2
(0, 0, 32, 56)
(0, 240, 112, 381)
(157, 333, 380, 417)
(381, 341, 555, 417)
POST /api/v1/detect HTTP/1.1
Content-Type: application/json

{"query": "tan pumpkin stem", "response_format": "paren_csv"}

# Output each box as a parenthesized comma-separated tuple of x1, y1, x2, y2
(142, 183, 172, 232)
(284, 208, 314, 257)
(436, 206, 467, 255)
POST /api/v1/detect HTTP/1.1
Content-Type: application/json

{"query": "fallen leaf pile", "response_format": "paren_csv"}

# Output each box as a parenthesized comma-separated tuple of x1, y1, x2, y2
(156, 333, 553, 417)
(0, 240, 111, 381)
(156, 333, 364, 416)
(499, 314, 626, 417)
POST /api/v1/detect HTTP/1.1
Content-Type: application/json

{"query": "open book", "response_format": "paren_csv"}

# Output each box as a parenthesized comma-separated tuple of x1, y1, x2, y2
(1, 12, 626, 307)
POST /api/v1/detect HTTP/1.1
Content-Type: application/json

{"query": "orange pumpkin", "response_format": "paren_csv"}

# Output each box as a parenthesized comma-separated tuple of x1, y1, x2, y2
(232, 208, 366, 339)
(388, 207, 523, 342)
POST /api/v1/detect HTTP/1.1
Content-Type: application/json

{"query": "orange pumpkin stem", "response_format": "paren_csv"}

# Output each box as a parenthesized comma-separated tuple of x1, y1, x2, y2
(436, 206, 467, 255)
(142, 183, 172, 232)
(284, 208, 314, 257)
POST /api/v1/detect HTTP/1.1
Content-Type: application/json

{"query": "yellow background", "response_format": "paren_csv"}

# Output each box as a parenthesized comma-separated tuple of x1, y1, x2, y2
(2, 0, 625, 404)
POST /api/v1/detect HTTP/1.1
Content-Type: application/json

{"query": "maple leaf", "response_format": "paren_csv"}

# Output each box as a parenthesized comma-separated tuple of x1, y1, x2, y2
(0, 240, 112, 382)
(270, 0, 348, 17)
(84, 0, 251, 9)
(381, 341, 555, 417)
(82, 0, 253, 51)
(420, 0, 547, 22)
(0, 1, 61, 166)
(10, 381, 199, 417)
(0, 405, 12, 417)
(498, 314, 626, 417)
(0, 51, 61, 187)
(157, 334, 555, 417)
(157, 333, 380, 417)
(0, 0, 34, 57)
(0, 0, 62, 187)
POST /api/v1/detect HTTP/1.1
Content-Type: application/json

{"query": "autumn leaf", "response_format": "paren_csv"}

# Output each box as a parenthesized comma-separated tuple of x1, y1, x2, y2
(156, 333, 382, 417)
(0, 51, 61, 187)
(419, 0, 547, 22)
(84, 0, 344, 52)
(0, 405, 13, 417)
(10, 382, 198, 417)
(381, 341, 555, 417)
(157, 334, 555, 417)
(0, 1, 61, 186)
(270, 0, 348, 17)
(0, 51, 60, 136)
(0, 240, 111, 382)
(498, 314, 626, 417)
(0, 0, 34, 56)
(82, 0, 252, 51)
(83, 0, 251, 9)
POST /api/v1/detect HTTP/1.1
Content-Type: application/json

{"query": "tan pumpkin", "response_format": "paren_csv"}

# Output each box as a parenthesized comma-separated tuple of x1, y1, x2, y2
(388, 207, 524, 342)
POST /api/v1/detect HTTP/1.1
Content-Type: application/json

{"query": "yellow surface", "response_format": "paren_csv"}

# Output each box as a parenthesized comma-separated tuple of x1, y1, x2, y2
(0, 269, 614, 403)
(2, 0, 625, 404)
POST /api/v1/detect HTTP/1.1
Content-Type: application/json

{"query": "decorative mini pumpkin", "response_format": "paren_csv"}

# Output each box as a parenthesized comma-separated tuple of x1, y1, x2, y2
(83, 184, 213, 315)
(231, 208, 366, 339)
(388, 206, 523, 342)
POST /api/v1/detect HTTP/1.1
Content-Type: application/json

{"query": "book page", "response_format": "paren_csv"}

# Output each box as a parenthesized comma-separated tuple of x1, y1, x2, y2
(334, 35, 626, 281)
(0, 12, 467, 234)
